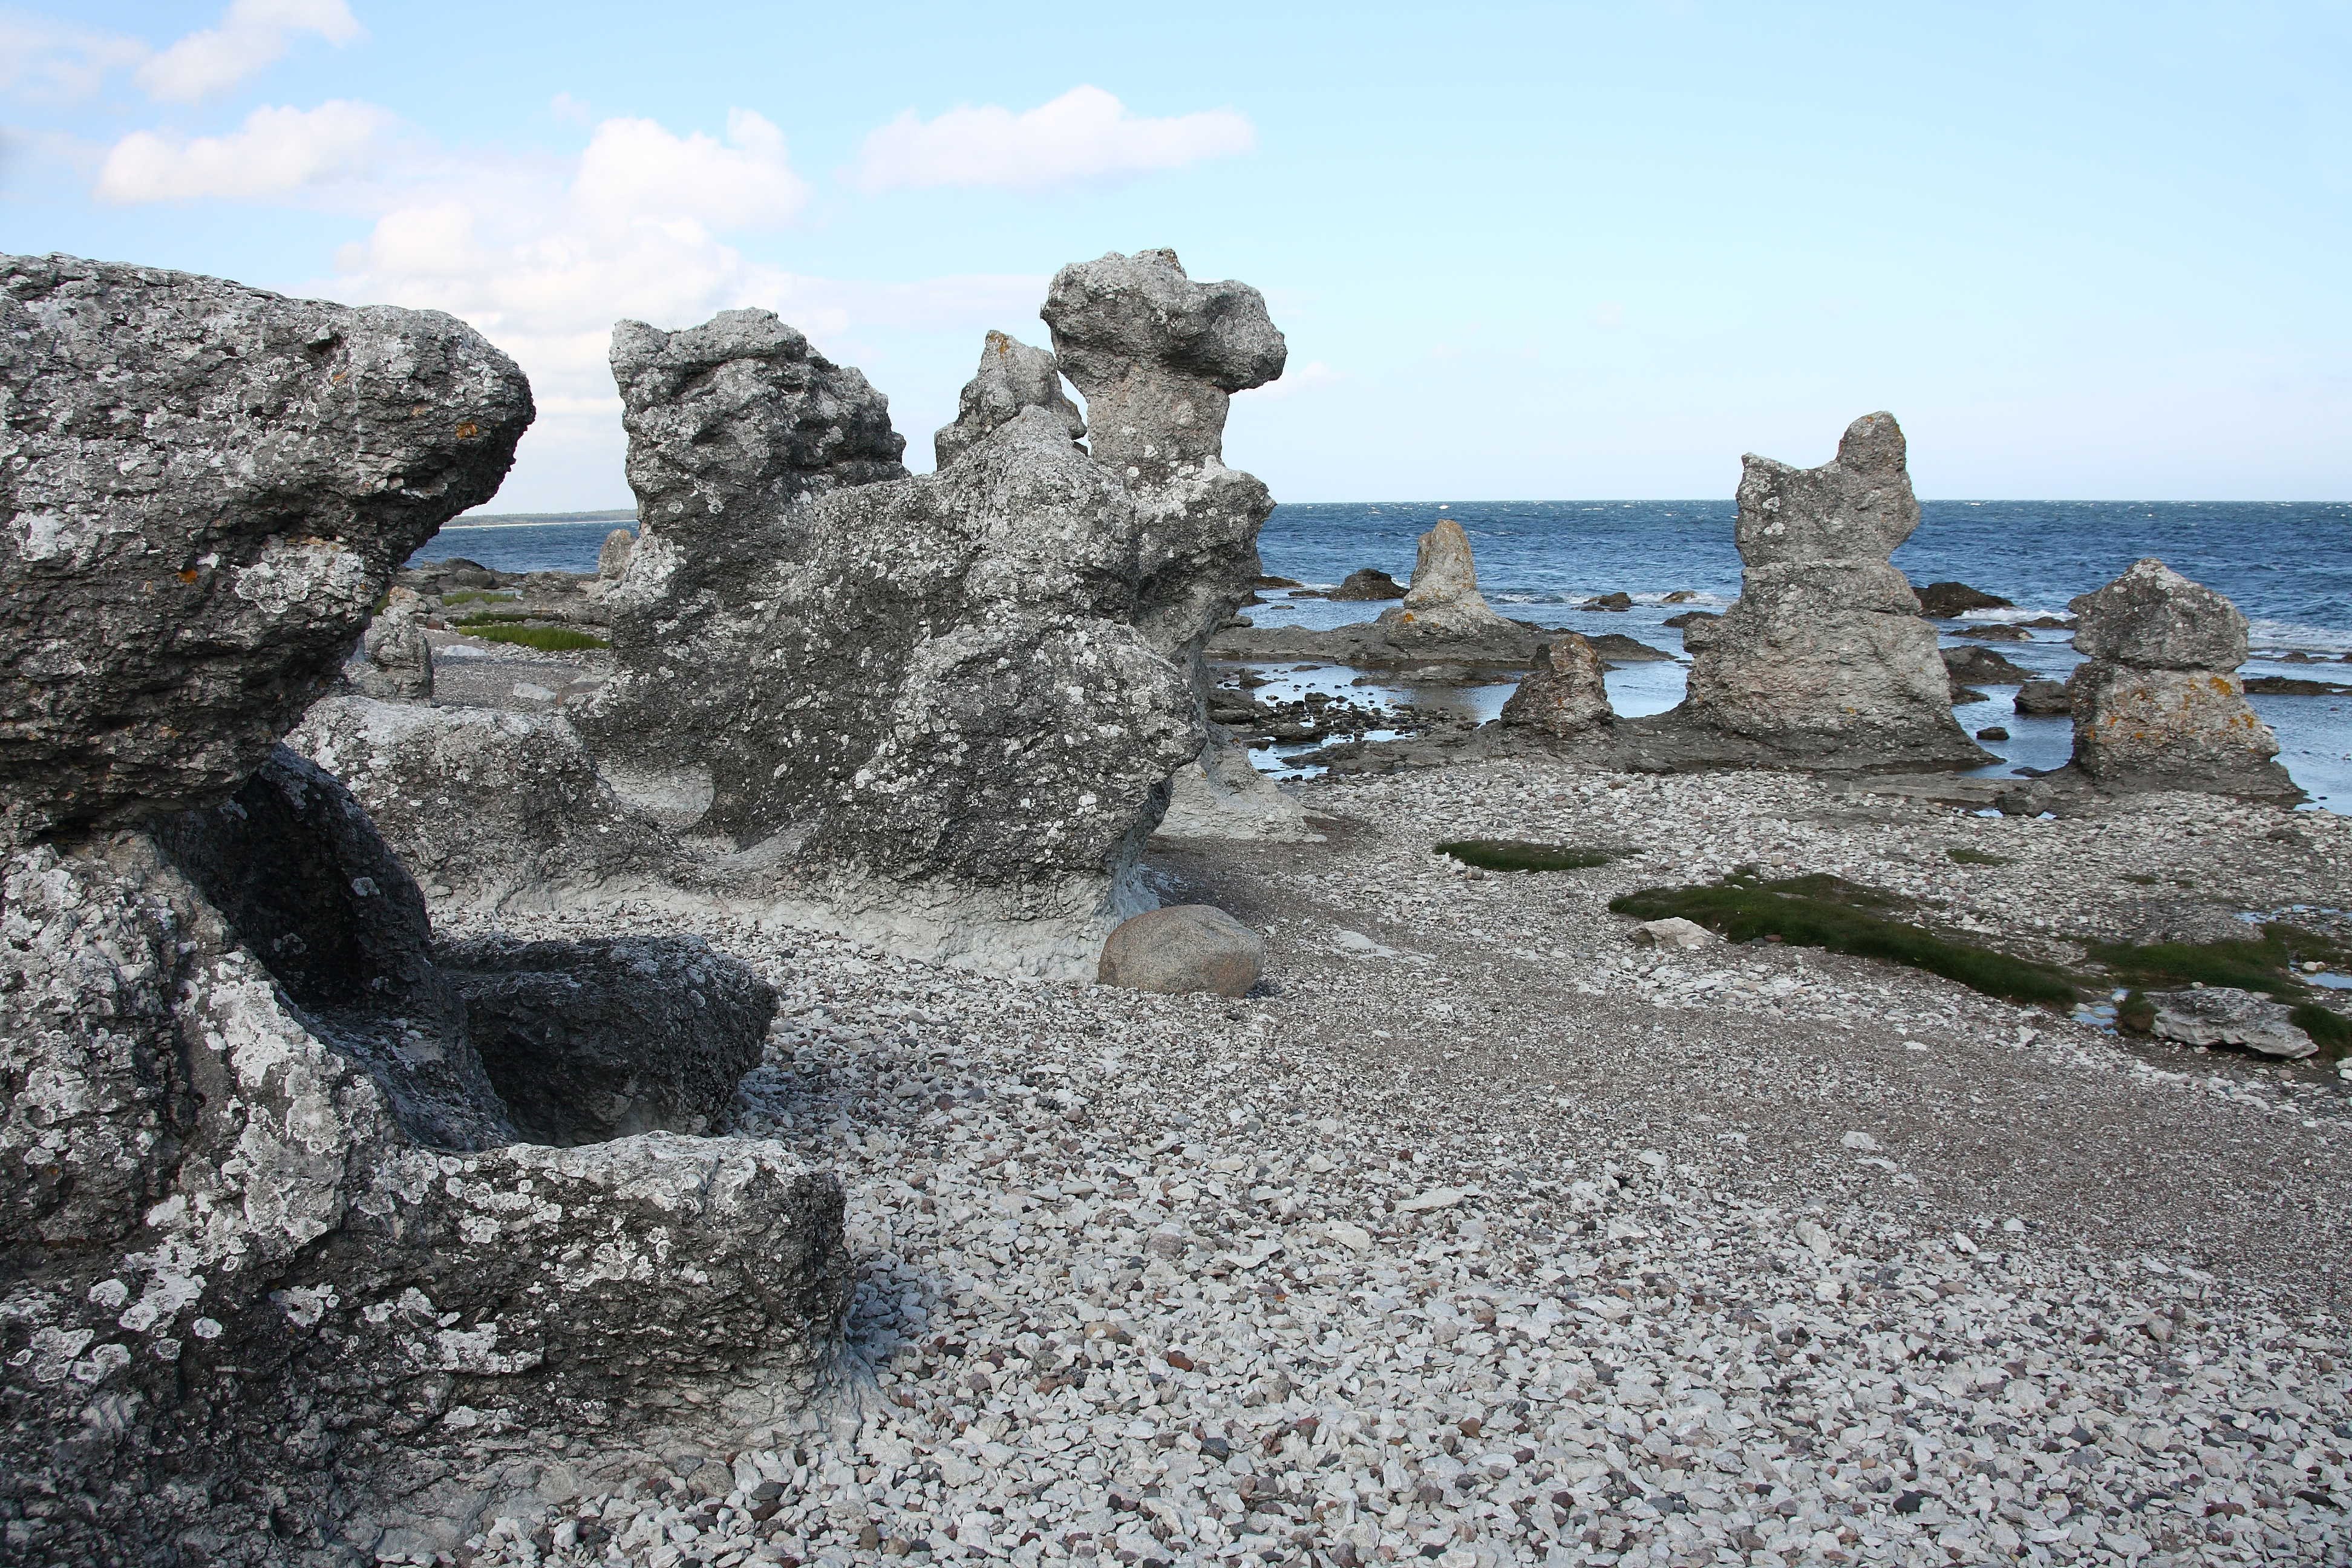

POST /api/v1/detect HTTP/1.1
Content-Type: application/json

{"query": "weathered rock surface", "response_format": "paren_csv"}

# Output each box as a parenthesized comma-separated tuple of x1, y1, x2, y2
(1097, 904, 1266, 996)
(0, 253, 531, 851)
(1378, 520, 1514, 639)
(932, 330, 1086, 469)
(1330, 566, 1405, 601)
(1623, 414, 1988, 773)
(1154, 725, 1321, 843)
(2014, 678, 2071, 717)
(1631, 916, 1715, 950)
(439, 933, 774, 1145)
(1916, 581, 2013, 617)
(1942, 643, 2035, 687)
(448, 250, 1289, 976)
(2063, 560, 2295, 800)
(2145, 986, 2316, 1059)
(349, 584, 436, 700)
(596, 525, 636, 581)
(1500, 635, 1615, 737)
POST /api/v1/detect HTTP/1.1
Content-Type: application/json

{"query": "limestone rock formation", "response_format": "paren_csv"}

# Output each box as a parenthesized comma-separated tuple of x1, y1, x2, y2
(350, 584, 436, 700)
(1377, 519, 1518, 641)
(2145, 986, 2316, 1059)
(550, 251, 1285, 973)
(1, 252, 531, 850)
(1634, 414, 1988, 772)
(1155, 725, 1321, 843)
(933, 330, 1085, 469)
(1500, 635, 1615, 737)
(2063, 559, 2295, 799)
(596, 524, 636, 581)
(1097, 904, 1267, 996)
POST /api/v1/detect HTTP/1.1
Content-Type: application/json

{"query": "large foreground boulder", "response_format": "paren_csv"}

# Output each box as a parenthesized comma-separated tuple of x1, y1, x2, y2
(1624, 414, 1988, 773)
(2063, 560, 2296, 800)
(0, 253, 531, 849)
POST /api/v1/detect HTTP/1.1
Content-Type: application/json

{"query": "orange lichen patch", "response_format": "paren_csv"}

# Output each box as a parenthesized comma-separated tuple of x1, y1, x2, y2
(455, 422, 480, 440)
(177, 569, 200, 584)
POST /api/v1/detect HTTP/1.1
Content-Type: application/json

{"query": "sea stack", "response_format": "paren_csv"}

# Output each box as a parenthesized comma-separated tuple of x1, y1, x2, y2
(1642, 413, 1988, 772)
(1377, 518, 1518, 640)
(2064, 559, 2297, 800)
(1500, 633, 1615, 737)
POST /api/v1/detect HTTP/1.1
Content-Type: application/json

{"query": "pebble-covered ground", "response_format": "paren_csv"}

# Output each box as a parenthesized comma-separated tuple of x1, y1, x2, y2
(414, 761, 2351, 1568)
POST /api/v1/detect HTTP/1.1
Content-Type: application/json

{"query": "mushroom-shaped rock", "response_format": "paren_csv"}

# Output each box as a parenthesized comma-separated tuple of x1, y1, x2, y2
(0, 252, 532, 849)
(2062, 560, 2293, 799)
(1500, 635, 1615, 737)
(1042, 247, 1285, 481)
(1648, 413, 1987, 772)
(934, 330, 1086, 469)
(1098, 904, 1266, 996)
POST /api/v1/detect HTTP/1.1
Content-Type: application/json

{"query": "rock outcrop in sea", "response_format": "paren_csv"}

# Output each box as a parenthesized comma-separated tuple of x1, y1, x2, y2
(2062, 558, 2296, 800)
(0, 258, 848, 1560)
(1621, 413, 1988, 773)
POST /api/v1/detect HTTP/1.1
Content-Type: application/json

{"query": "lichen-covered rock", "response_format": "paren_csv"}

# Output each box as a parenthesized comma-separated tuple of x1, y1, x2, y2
(596, 525, 636, 581)
(350, 584, 436, 700)
(437, 933, 774, 1145)
(548, 253, 1287, 976)
(1633, 414, 1987, 773)
(0, 831, 844, 1564)
(0, 253, 531, 849)
(1500, 635, 1614, 737)
(2064, 560, 2295, 800)
(933, 330, 1085, 469)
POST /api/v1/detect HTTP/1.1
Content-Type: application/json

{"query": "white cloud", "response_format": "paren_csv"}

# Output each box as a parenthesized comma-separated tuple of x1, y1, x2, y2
(850, 85, 1254, 192)
(0, 15, 149, 103)
(137, 0, 361, 105)
(573, 109, 808, 230)
(95, 100, 395, 203)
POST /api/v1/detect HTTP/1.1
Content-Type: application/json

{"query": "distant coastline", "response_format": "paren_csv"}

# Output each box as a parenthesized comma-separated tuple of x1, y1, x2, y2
(446, 508, 637, 528)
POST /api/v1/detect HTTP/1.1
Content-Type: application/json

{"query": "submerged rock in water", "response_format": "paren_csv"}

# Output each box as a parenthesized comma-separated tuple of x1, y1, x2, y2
(2015, 678, 2072, 717)
(0, 252, 531, 850)
(1942, 644, 2035, 687)
(1500, 635, 1615, 737)
(2063, 560, 2295, 800)
(1330, 566, 1406, 601)
(1916, 581, 2014, 617)
(1623, 413, 1988, 773)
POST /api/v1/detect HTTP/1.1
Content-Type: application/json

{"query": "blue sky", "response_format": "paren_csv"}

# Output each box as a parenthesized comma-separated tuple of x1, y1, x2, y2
(4, 1, 2347, 509)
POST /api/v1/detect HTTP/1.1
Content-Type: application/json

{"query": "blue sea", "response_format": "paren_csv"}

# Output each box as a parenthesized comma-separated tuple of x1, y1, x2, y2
(414, 500, 2352, 808)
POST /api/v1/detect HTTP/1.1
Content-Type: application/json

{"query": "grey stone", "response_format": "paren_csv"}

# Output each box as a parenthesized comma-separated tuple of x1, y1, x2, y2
(1630, 916, 1714, 950)
(1626, 414, 1988, 773)
(2014, 679, 2072, 717)
(2062, 560, 2294, 800)
(1376, 519, 1519, 641)
(1330, 567, 1405, 601)
(1500, 636, 1614, 737)
(1097, 904, 1267, 996)
(2145, 987, 2316, 1059)
(596, 526, 636, 580)
(437, 933, 774, 1145)
(1213, 521, 1540, 671)
(1942, 644, 2035, 687)
(0, 252, 531, 851)
(349, 585, 435, 701)
(933, 330, 1085, 469)
(1155, 725, 1321, 843)
(1915, 581, 2014, 618)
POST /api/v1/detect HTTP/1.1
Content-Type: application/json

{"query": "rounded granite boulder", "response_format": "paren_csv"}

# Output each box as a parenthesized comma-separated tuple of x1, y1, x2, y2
(1098, 904, 1267, 996)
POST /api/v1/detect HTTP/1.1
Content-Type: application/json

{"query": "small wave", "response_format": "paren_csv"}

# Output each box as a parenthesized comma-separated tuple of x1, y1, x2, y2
(2247, 618, 2352, 656)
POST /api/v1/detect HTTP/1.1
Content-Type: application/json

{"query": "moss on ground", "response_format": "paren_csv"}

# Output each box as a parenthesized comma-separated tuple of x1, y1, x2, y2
(1436, 840, 1617, 872)
(1947, 847, 2008, 866)
(1610, 871, 2078, 1007)
(440, 589, 517, 606)
(461, 624, 609, 652)
(2085, 924, 2348, 1000)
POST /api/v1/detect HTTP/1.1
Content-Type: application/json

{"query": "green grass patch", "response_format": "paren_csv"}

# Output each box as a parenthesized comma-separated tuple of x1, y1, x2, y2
(1610, 871, 2079, 1007)
(1436, 839, 1617, 872)
(440, 589, 517, 606)
(2290, 1003, 2352, 1060)
(455, 610, 550, 627)
(462, 624, 609, 652)
(1947, 847, 2008, 866)
(2115, 989, 2155, 1034)
(2084, 924, 2348, 1001)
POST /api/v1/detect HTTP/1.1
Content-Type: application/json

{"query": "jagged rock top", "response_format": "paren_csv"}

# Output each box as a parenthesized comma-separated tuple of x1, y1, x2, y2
(1041, 248, 1287, 394)
(610, 308, 906, 530)
(1733, 411, 1920, 567)
(934, 330, 1085, 469)
(0, 252, 532, 849)
(2069, 557, 2249, 671)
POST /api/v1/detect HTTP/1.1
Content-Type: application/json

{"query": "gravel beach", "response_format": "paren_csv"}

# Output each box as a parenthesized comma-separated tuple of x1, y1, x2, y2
(412, 760, 2352, 1568)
